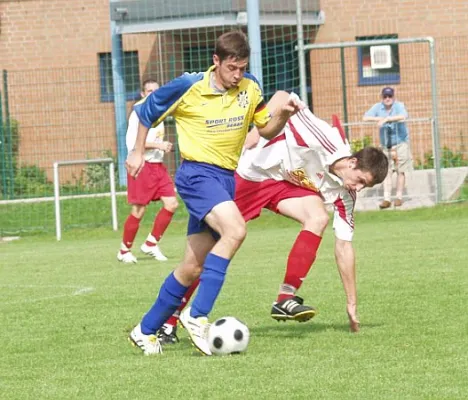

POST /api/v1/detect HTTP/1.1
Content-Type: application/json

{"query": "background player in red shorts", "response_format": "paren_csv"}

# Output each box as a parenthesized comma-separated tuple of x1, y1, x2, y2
(117, 79, 178, 264)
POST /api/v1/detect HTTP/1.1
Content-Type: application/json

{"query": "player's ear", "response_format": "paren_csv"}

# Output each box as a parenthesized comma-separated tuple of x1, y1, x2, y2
(348, 157, 358, 169)
(213, 54, 220, 67)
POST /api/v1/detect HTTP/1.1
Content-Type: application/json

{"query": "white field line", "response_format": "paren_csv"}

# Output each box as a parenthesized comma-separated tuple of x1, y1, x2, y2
(0, 191, 127, 205)
(0, 284, 95, 305)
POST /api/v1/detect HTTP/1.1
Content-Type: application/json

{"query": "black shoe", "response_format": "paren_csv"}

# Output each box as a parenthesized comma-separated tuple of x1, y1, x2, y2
(157, 324, 179, 345)
(271, 296, 317, 322)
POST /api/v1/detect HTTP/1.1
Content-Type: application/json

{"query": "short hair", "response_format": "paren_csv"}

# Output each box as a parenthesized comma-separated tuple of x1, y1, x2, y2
(141, 79, 158, 92)
(353, 147, 389, 185)
(214, 30, 250, 62)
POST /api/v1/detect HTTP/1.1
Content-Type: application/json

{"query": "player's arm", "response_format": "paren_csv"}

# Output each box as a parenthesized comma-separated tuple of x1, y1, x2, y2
(244, 91, 294, 150)
(257, 91, 303, 140)
(332, 192, 359, 332)
(334, 238, 359, 333)
(127, 73, 201, 177)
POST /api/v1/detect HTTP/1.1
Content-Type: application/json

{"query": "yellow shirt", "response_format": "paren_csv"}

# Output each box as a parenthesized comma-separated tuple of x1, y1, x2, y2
(134, 66, 271, 170)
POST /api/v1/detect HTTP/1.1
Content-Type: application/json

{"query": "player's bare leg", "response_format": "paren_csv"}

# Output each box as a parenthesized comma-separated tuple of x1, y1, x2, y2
(141, 196, 178, 261)
(118, 204, 146, 264)
(271, 195, 328, 322)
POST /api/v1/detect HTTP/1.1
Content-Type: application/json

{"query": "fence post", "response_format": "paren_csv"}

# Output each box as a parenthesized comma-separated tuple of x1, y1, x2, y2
(428, 38, 442, 203)
(110, 5, 128, 188)
(247, 0, 263, 88)
(0, 90, 6, 199)
(296, 0, 308, 106)
(3, 70, 14, 199)
(340, 47, 349, 140)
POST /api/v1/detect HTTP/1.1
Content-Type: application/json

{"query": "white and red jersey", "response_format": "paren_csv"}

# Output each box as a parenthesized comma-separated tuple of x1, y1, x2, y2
(126, 110, 165, 163)
(237, 104, 356, 241)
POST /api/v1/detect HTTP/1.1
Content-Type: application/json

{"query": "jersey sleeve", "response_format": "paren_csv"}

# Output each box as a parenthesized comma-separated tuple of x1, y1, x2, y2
(332, 190, 356, 241)
(125, 111, 139, 152)
(253, 97, 271, 128)
(134, 72, 203, 128)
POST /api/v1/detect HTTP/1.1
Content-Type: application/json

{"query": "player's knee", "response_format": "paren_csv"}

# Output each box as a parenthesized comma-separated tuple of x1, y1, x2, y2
(131, 205, 146, 219)
(304, 211, 329, 233)
(177, 262, 203, 285)
(221, 220, 247, 245)
(164, 198, 179, 213)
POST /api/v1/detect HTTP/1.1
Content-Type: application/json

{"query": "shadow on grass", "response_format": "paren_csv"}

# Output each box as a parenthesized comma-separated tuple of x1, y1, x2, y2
(250, 321, 384, 336)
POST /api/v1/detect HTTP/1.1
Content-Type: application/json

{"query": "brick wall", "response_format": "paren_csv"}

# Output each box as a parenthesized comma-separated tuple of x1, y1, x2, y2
(0, 0, 467, 184)
(310, 0, 468, 163)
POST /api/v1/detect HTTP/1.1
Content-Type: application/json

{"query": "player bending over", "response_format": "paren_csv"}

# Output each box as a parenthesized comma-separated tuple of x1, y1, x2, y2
(117, 80, 178, 263)
(162, 91, 388, 334)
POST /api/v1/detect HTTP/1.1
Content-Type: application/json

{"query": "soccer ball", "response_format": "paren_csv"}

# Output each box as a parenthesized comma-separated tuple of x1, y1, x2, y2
(208, 316, 250, 356)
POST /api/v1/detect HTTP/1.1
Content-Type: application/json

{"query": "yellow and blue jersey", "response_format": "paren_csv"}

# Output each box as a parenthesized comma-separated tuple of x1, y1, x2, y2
(134, 66, 271, 170)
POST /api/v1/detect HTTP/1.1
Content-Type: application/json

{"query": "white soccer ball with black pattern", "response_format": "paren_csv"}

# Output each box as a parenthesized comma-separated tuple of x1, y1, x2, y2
(207, 316, 250, 355)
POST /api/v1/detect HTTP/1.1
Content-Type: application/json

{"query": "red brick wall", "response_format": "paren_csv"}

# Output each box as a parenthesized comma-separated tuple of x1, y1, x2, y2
(310, 0, 468, 163)
(0, 0, 466, 183)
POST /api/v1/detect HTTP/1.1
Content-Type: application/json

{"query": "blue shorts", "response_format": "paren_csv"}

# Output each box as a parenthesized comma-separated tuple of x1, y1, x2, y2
(175, 161, 235, 236)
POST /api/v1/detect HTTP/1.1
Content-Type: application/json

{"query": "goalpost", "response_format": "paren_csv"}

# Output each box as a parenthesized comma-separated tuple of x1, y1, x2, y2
(53, 158, 118, 241)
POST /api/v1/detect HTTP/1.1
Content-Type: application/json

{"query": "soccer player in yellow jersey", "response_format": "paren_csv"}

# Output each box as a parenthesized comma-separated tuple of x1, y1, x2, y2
(126, 30, 301, 355)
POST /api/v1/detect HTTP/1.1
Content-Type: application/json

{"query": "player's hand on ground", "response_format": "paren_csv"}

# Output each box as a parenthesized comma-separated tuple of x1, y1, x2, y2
(347, 304, 360, 333)
(126, 151, 144, 178)
(161, 141, 173, 153)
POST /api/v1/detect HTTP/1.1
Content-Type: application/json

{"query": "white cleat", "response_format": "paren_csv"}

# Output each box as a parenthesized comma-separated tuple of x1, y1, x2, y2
(128, 324, 163, 355)
(117, 251, 137, 263)
(179, 307, 212, 356)
(140, 243, 168, 261)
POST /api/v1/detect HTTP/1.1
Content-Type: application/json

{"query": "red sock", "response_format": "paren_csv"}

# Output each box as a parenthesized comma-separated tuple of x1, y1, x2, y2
(121, 214, 141, 253)
(277, 230, 322, 302)
(165, 278, 200, 327)
(146, 208, 174, 246)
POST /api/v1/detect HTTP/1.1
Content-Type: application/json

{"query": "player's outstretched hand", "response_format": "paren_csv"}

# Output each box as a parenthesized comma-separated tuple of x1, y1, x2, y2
(161, 141, 173, 153)
(347, 304, 360, 333)
(126, 151, 144, 178)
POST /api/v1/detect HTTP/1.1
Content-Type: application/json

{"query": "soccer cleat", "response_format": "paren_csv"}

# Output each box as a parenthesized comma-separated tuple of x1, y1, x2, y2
(128, 324, 163, 355)
(394, 199, 403, 207)
(271, 296, 317, 322)
(179, 307, 212, 356)
(157, 323, 179, 345)
(117, 251, 137, 264)
(140, 243, 168, 261)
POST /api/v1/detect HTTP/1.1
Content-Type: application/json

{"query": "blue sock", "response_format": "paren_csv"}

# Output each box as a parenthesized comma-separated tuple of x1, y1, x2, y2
(140, 272, 188, 335)
(191, 253, 231, 318)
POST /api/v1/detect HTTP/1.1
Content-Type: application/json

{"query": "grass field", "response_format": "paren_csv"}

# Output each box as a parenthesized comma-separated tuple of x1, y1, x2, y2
(1, 204, 468, 399)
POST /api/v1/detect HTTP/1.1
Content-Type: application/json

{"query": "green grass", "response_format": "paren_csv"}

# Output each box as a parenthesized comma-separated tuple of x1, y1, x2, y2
(1, 204, 468, 399)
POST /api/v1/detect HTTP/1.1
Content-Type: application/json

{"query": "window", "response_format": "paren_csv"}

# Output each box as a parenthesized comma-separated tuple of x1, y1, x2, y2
(99, 51, 141, 102)
(357, 35, 400, 86)
(184, 41, 311, 104)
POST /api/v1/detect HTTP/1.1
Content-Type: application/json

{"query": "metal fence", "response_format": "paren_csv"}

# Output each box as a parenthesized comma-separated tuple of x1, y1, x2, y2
(0, 2, 467, 234)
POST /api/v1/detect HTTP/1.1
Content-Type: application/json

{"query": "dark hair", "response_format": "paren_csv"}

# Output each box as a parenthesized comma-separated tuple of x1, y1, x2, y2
(214, 30, 250, 62)
(141, 79, 158, 92)
(353, 146, 389, 185)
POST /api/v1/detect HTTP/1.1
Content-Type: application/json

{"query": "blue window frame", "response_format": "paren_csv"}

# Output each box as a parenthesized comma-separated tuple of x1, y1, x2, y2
(357, 35, 400, 86)
(99, 51, 141, 102)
